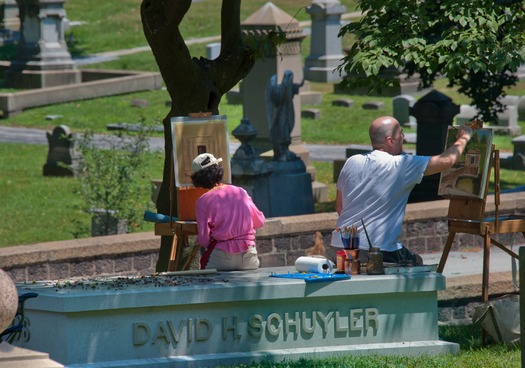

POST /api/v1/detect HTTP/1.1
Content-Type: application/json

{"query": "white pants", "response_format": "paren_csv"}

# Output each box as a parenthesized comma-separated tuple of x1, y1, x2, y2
(205, 246, 260, 271)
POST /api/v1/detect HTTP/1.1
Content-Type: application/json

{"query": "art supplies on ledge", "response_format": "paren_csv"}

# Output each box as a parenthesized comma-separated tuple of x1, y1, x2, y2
(335, 225, 360, 249)
(295, 256, 334, 274)
(270, 272, 350, 283)
(143, 210, 178, 223)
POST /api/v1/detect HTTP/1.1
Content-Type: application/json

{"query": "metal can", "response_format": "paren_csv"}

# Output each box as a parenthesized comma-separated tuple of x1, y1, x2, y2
(350, 259, 361, 275)
(336, 250, 346, 271)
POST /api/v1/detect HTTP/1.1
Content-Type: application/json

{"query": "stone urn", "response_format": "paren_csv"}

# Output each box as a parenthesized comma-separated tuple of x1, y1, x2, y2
(0, 268, 18, 334)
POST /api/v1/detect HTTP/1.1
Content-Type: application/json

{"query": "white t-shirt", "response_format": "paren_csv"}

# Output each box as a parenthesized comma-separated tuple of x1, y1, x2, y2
(331, 150, 430, 252)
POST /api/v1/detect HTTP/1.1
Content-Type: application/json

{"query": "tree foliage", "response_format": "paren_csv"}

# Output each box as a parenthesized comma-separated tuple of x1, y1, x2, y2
(74, 128, 153, 235)
(338, 0, 525, 123)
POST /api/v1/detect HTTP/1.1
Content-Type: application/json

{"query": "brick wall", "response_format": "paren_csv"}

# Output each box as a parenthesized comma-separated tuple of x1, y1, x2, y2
(2, 192, 524, 324)
(3, 192, 524, 283)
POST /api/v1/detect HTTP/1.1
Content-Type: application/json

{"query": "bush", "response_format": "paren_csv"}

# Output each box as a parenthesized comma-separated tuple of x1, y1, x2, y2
(74, 127, 154, 235)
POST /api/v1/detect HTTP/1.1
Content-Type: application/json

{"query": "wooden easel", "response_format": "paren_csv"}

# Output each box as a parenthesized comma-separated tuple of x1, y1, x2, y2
(437, 147, 525, 302)
(154, 155, 199, 272)
(154, 113, 230, 272)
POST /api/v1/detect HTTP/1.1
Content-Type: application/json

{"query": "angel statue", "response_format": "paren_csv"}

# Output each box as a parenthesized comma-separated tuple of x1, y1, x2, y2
(265, 70, 304, 162)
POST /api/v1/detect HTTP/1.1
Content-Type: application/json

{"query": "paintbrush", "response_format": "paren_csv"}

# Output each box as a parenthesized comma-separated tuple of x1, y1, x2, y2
(360, 218, 372, 249)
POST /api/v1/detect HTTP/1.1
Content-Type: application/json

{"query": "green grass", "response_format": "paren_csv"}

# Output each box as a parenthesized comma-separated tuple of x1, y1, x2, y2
(0, 143, 163, 246)
(215, 324, 522, 367)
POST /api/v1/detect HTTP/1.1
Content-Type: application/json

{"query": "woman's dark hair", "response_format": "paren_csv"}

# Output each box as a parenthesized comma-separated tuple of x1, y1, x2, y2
(191, 164, 224, 189)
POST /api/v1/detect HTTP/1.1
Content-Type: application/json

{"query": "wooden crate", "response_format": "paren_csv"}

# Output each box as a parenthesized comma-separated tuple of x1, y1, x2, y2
(177, 186, 209, 221)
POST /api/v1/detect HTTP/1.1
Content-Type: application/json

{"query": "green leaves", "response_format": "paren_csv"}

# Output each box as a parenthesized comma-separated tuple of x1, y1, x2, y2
(337, 0, 525, 123)
(75, 127, 154, 234)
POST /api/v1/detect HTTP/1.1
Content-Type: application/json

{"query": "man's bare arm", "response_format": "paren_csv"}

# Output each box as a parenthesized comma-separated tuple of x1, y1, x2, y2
(335, 189, 343, 215)
(424, 126, 473, 176)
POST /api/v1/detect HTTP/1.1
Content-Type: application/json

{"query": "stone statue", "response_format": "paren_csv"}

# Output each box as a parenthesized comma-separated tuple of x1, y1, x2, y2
(265, 70, 304, 161)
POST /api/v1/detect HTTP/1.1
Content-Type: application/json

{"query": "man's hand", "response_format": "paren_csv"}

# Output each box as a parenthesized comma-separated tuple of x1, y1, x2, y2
(455, 125, 473, 141)
(467, 119, 483, 129)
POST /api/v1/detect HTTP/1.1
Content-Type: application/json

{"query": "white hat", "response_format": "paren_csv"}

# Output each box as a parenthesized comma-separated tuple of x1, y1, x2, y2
(191, 153, 223, 173)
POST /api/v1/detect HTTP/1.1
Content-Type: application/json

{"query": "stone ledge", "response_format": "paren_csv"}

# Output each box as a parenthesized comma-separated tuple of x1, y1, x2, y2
(1, 192, 524, 277)
(0, 232, 160, 268)
(405, 191, 525, 221)
(438, 271, 518, 302)
(257, 212, 337, 237)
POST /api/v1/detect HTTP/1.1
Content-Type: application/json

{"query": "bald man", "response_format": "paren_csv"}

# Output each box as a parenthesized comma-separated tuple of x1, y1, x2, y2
(331, 116, 472, 265)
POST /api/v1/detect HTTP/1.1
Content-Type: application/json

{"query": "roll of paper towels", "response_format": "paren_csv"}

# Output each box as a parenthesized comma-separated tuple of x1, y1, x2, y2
(295, 256, 334, 274)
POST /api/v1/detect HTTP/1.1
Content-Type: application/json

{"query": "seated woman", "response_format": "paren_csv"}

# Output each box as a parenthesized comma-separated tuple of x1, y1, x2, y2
(191, 153, 265, 271)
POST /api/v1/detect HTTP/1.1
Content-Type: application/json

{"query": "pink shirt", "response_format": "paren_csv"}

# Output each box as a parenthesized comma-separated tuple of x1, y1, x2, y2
(195, 184, 265, 254)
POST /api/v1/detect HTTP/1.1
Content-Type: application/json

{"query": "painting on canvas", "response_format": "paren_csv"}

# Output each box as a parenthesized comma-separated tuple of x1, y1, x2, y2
(438, 127, 493, 199)
(171, 115, 231, 187)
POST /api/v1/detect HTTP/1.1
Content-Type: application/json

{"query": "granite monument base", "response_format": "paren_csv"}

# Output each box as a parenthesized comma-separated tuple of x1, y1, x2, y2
(253, 164, 315, 217)
(13, 267, 458, 367)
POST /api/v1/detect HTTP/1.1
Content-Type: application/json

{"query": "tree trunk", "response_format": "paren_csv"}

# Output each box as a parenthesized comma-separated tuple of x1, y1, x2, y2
(140, 0, 255, 271)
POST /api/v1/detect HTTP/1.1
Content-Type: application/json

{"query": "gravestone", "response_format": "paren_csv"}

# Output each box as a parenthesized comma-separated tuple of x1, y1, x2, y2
(91, 209, 128, 237)
(393, 94, 416, 128)
(0, 0, 19, 45)
(12, 269, 458, 367)
(301, 108, 321, 119)
(206, 42, 221, 60)
(43, 125, 78, 177)
(5, 0, 80, 89)
(304, 0, 346, 83)
(409, 90, 459, 203)
(259, 69, 315, 217)
(517, 96, 525, 120)
(457, 102, 521, 136)
(512, 135, 525, 170)
(240, 2, 306, 153)
(130, 99, 149, 108)
(230, 116, 272, 204)
(332, 98, 353, 108)
(240, 3, 326, 205)
(455, 104, 477, 125)
(362, 101, 384, 110)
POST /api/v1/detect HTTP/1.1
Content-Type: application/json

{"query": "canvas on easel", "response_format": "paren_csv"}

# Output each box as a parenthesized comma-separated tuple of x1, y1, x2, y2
(438, 127, 493, 199)
(171, 114, 231, 187)
(170, 114, 231, 220)
(436, 125, 525, 303)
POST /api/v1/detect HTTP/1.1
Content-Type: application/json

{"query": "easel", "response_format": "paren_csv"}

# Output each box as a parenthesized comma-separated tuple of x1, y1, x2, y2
(154, 113, 231, 272)
(437, 146, 525, 302)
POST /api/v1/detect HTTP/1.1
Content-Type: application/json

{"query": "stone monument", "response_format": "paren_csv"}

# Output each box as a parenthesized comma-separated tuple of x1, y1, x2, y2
(304, 0, 346, 83)
(5, 0, 80, 89)
(409, 89, 459, 203)
(393, 94, 416, 128)
(266, 69, 304, 162)
(230, 117, 273, 214)
(43, 124, 79, 176)
(260, 70, 314, 217)
(0, 0, 20, 44)
(240, 2, 306, 154)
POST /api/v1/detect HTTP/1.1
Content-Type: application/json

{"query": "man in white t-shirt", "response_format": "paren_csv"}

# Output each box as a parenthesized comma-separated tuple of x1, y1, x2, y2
(331, 116, 473, 265)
